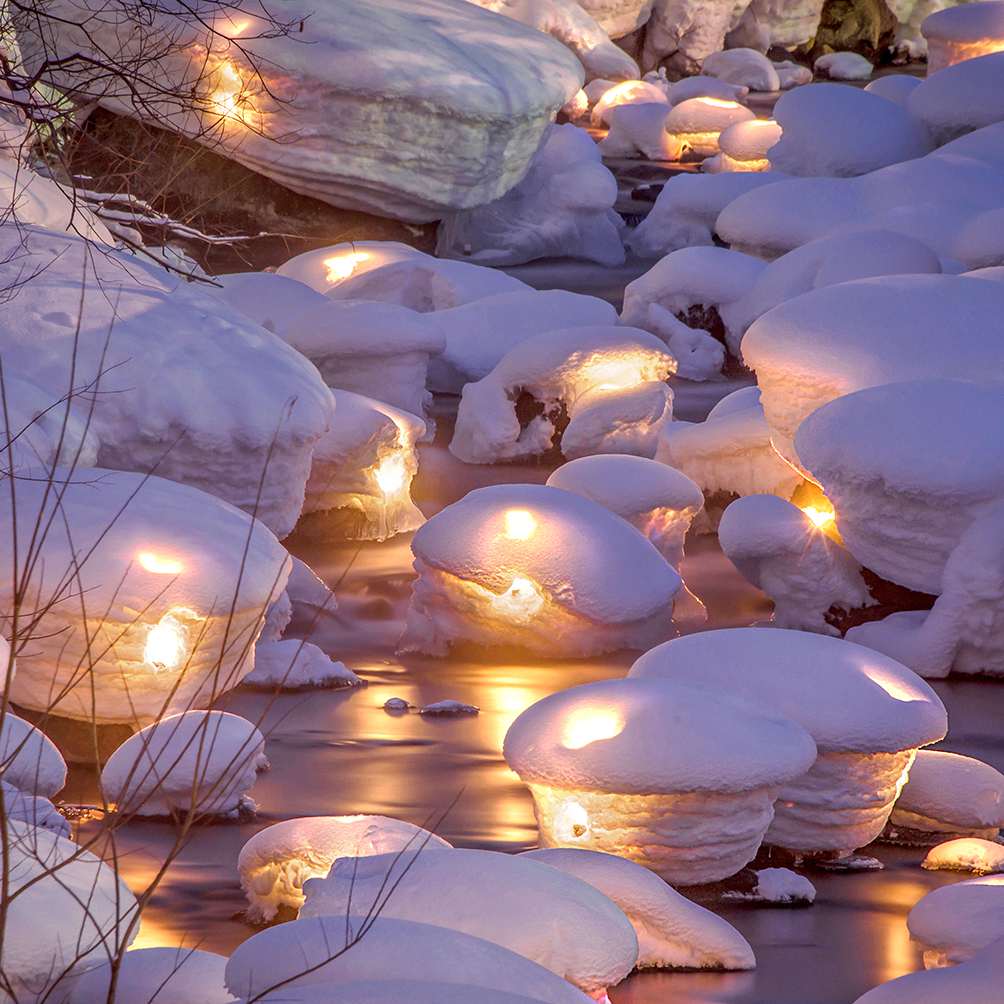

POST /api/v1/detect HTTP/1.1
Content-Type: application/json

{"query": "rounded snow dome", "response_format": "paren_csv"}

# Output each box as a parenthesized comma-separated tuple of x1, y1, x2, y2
(665, 98, 755, 156)
(907, 874, 1004, 966)
(907, 49, 1004, 143)
(718, 118, 782, 163)
(0, 711, 67, 797)
(921, 1, 1004, 74)
(69, 947, 229, 1004)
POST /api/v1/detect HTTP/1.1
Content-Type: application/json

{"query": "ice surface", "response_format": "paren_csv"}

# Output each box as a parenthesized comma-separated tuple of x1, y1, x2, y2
(449, 325, 676, 463)
(436, 124, 626, 268)
(924, 838, 1004, 875)
(702, 48, 781, 91)
(907, 875, 1004, 967)
(301, 848, 639, 996)
(0, 712, 67, 797)
(237, 814, 452, 922)
(1, 469, 290, 727)
(244, 640, 361, 689)
(101, 710, 267, 817)
(521, 847, 756, 969)
(922, 1, 1004, 73)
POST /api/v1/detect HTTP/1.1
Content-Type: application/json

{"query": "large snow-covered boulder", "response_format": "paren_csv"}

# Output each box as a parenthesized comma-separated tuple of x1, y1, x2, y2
(520, 847, 755, 970)
(230, 981, 594, 1004)
(208, 271, 331, 340)
(0, 711, 67, 797)
(398, 483, 682, 657)
(907, 50, 1004, 145)
(907, 875, 1004, 967)
(300, 848, 639, 997)
(21, 0, 584, 222)
(736, 0, 826, 47)
(639, 0, 739, 74)
(1, 469, 290, 728)
(505, 676, 816, 883)
(921, 3, 1004, 75)
(237, 814, 452, 922)
(629, 629, 948, 854)
(575, 0, 654, 38)
(0, 225, 334, 538)
(702, 48, 781, 91)
(449, 326, 677, 464)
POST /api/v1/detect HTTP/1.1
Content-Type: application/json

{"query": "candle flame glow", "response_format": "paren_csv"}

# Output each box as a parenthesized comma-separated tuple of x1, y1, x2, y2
(802, 504, 835, 528)
(696, 97, 743, 108)
(144, 610, 195, 671)
(324, 252, 370, 284)
(504, 510, 536, 540)
(563, 710, 623, 750)
(491, 576, 544, 623)
(138, 552, 183, 575)
(375, 455, 407, 494)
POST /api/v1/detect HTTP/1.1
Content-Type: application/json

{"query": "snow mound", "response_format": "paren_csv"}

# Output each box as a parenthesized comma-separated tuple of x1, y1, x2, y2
(665, 98, 755, 156)
(1, 469, 289, 728)
(69, 947, 232, 1004)
(238, 814, 452, 922)
(420, 699, 479, 715)
(768, 83, 934, 177)
(0, 711, 67, 797)
(505, 676, 816, 882)
(864, 74, 922, 105)
(908, 875, 1004, 967)
(449, 325, 676, 463)
(598, 103, 681, 161)
(813, 52, 874, 80)
(399, 483, 682, 658)
(233, 980, 585, 1004)
(520, 846, 756, 970)
(208, 272, 330, 339)
(924, 839, 1004, 875)
(753, 867, 816, 902)
(907, 50, 1004, 144)
(703, 119, 782, 173)
(0, 225, 334, 538)
(591, 80, 670, 126)
(671, 76, 749, 105)
(561, 380, 677, 459)
(702, 48, 781, 92)
(437, 123, 625, 267)
(0, 781, 70, 837)
(245, 640, 361, 689)
(300, 848, 639, 997)
(922, 1, 1004, 74)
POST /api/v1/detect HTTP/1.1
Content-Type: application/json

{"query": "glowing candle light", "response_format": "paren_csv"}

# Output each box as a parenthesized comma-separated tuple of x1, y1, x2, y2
(801, 504, 835, 528)
(375, 454, 407, 494)
(491, 576, 544, 622)
(144, 610, 195, 671)
(563, 710, 623, 749)
(504, 509, 536, 540)
(137, 552, 183, 575)
(324, 252, 370, 284)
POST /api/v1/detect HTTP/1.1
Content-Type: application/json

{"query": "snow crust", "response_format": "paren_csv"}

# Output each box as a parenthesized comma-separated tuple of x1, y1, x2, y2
(924, 839, 1004, 875)
(437, 123, 625, 267)
(0, 225, 335, 538)
(300, 848, 639, 997)
(520, 847, 756, 970)
(225, 915, 594, 1003)
(908, 875, 1004, 967)
(244, 640, 360, 690)
(702, 48, 780, 91)
(100, 710, 267, 817)
(0, 712, 67, 797)
(1, 469, 290, 727)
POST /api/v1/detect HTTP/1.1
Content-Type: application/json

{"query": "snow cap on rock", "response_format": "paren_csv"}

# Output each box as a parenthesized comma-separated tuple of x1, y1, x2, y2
(0, 711, 67, 797)
(923, 838, 1004, 874)
(907, 50, 1004, 144)
(907, 875, 1004, 967)
(69, 947, 230, 1004)
(895, 750, 1004, 833)
(702, 48, 781, 92)
(208, 272, 331, 338)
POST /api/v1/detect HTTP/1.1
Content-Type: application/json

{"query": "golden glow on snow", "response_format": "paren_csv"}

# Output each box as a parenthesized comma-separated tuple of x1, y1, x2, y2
(324, 252, 371, 284)
(491, 576, 545, 623)
(861, 665, 923, 703)
(144, 610, 196, 671)
(375, 454, 407, 494)
(211, 62, 250, 123)
(802, 504, 836, 528)
(504, 510, 536, 540)
(563, 709, 624, 749)
(696, 97, 743, 109)
(137, 552, 183, 575)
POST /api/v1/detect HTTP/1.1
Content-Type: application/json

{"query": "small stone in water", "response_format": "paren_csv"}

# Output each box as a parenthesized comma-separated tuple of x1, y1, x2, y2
(420, 700, 479, 716)
(383, 698, 412, 711)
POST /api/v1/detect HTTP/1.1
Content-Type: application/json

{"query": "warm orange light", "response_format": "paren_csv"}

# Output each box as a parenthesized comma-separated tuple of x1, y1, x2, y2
(696, 97, 743, 108)
(138, 552, 183, 575)
(375, 455, 407, 494)
(491, 576, 544, 623)
(324, 252, 370, 284)
(563, 710, 623, 750)
(861, 665, 924, 703)
(802, 504, 835, 528)
(504, 510, 536, 540)
(144, 610, 196, 671)
(599, 80, 650, 104)
(211, 62, 252, 123)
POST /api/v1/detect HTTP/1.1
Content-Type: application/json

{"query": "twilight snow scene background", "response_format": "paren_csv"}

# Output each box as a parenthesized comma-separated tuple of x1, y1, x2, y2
(1, 0, 1004, 1002)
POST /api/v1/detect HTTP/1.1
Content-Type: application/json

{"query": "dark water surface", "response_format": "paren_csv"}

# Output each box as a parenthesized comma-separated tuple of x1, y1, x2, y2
(67, 434, 1004, 1004)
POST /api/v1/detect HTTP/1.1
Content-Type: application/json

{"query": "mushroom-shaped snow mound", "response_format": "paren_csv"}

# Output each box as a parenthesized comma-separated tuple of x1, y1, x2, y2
(0, 226, 334, 538)
(703, 119, 782, 173)
(907, 875, 1004, 967)
(0, 711, 67, 797)
(101, 711, 267, 818)
(504, 677, 816, 883)
(398, 484, 682, 657)
(629, 629, 947, 854)
(741, 275, 1004, 475)
(226, 916, 592, 1003)
(794, 380, 1004, 595)
(921, 1, 1004, 73)
(1, 469, 289, 728)
(891, 750, 1004, 839)
(907, 50, 1004, 143)
(238, 814, 452, 922)
(664, 98, 755, 157)
(69, 947, 231, 1004)
(299, 848, 638, 997)
(1, 820, 138, 1002)
(520, 847, 755, 970)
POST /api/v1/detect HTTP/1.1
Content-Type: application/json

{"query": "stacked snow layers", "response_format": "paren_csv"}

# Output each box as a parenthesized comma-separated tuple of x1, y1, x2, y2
(630, 630, 947, 855)
(398, 483, 682, 658)
(504, 676, 817, 883)
(0, 225, 333, 539)
(19, 0, 583, 222)
(0, 468, 290, 727)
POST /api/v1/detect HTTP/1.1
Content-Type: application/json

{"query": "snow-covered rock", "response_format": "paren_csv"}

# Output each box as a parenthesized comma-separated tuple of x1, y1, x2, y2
(226, 916, 593, 1003)
(702, 48, 781, 91)
(773, 60, 813, 88)
(892, 751, 1004, 839)
(591, 80, 671, 126)
(768, 83, 934, 177)
(0, 225, 334, 538)
(665, 97, 756, 156)
(629, 629, 948, 854)
(436, 124, 625, 268)
(282, 300, 445, 420)
(598, 103, 681, 161)
(813, 52, 874, 80)
(0, 781, 70, 837)
(577, 0, 657, 38)
(560, 380, 679, 458)
(641, 0, 740, 75)
(864, 73, 922, 104)
(745, 867, 816, 903)
(399, 483, 682, 658)
(237, 814, 452, 922)
(208, 272, 331, 339)
(300, 848, 639, 997)
(907, 875, 1004, 967)
(505, 676, 816, 883)
(718, 494, 871, 634)
(100, 710, 267, 818)
(520, 846, 756, 969)
(449, 326, 677, 463)
(1, 469, 289, 728)
(232, 981, 593, 1004)
(24, 0, 583, 222)
(702, 118, 782, 173)
(921, 1, 1004, 74)
(671, 75, 750, 104)
(69, 947, 233, 1004)
(924, 839, 1004, 875)
(244, 639, 360, 689)
(0, 712, 67, 797)
(737, 0, 826, 47)
(301, 390, 425, 542)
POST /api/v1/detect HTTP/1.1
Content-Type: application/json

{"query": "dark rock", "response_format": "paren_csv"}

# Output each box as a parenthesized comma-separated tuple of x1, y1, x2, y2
(12, 703, 134, 764)
(824, 566, 938, 635)
(807, 0, 899, 64)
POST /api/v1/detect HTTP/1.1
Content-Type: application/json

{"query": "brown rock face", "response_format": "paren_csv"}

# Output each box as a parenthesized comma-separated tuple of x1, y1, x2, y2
(808, 0, 898, 63)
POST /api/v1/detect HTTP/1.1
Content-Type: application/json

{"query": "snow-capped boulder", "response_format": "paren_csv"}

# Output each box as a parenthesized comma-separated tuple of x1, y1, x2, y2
(813, 52, 874, 79)
(597, 103, 681, 161)
(237, 814, 452, 922)
(0, 711, 67, 797)
(665, 98, 756, 157)
(576, 0, 656, 38)
(892, 751, 1004, 840)
(736, 0, 827, 48)
(300, 848, 639, 997)
(922, 1, 1004, 74)
(244, 639, 361, 689)
(24, 0, 583, 222)
(641, 0, 740, 75)
(1, 470, 289, 728)
(0, 781, 70, 837)
(864, 73, 921, 104)
(100, 710, 267, 818)
(282, 300, 445, 420)
(449, 326, 677, 464)
(231, 981, 593, 1004)
(910, 50, 1004, 146)
(520, 847, 755, 970)
(924, 839, 1004, 875)
(702, 118, 782, 173)
(767, 84, 934, 177)
(670, 76, 749, 105)
(773, 60, 813, 88)
(505, 676, 816, 883)
(591, 80, 671, 126)
(0, 225, 334, 538)
(717, 494, 871, 634)
(301, 390, 425, 542)
(702, 48, 781, 91)
(69, 947, 232, 1004)
(629, 629, 948, 854)
(398, 483, 682, 658)
(208, 272, 331, 339)
(907, 875, 1004, 967)
(227, 918, 595, 1003)
(436, 124, 625, 268)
